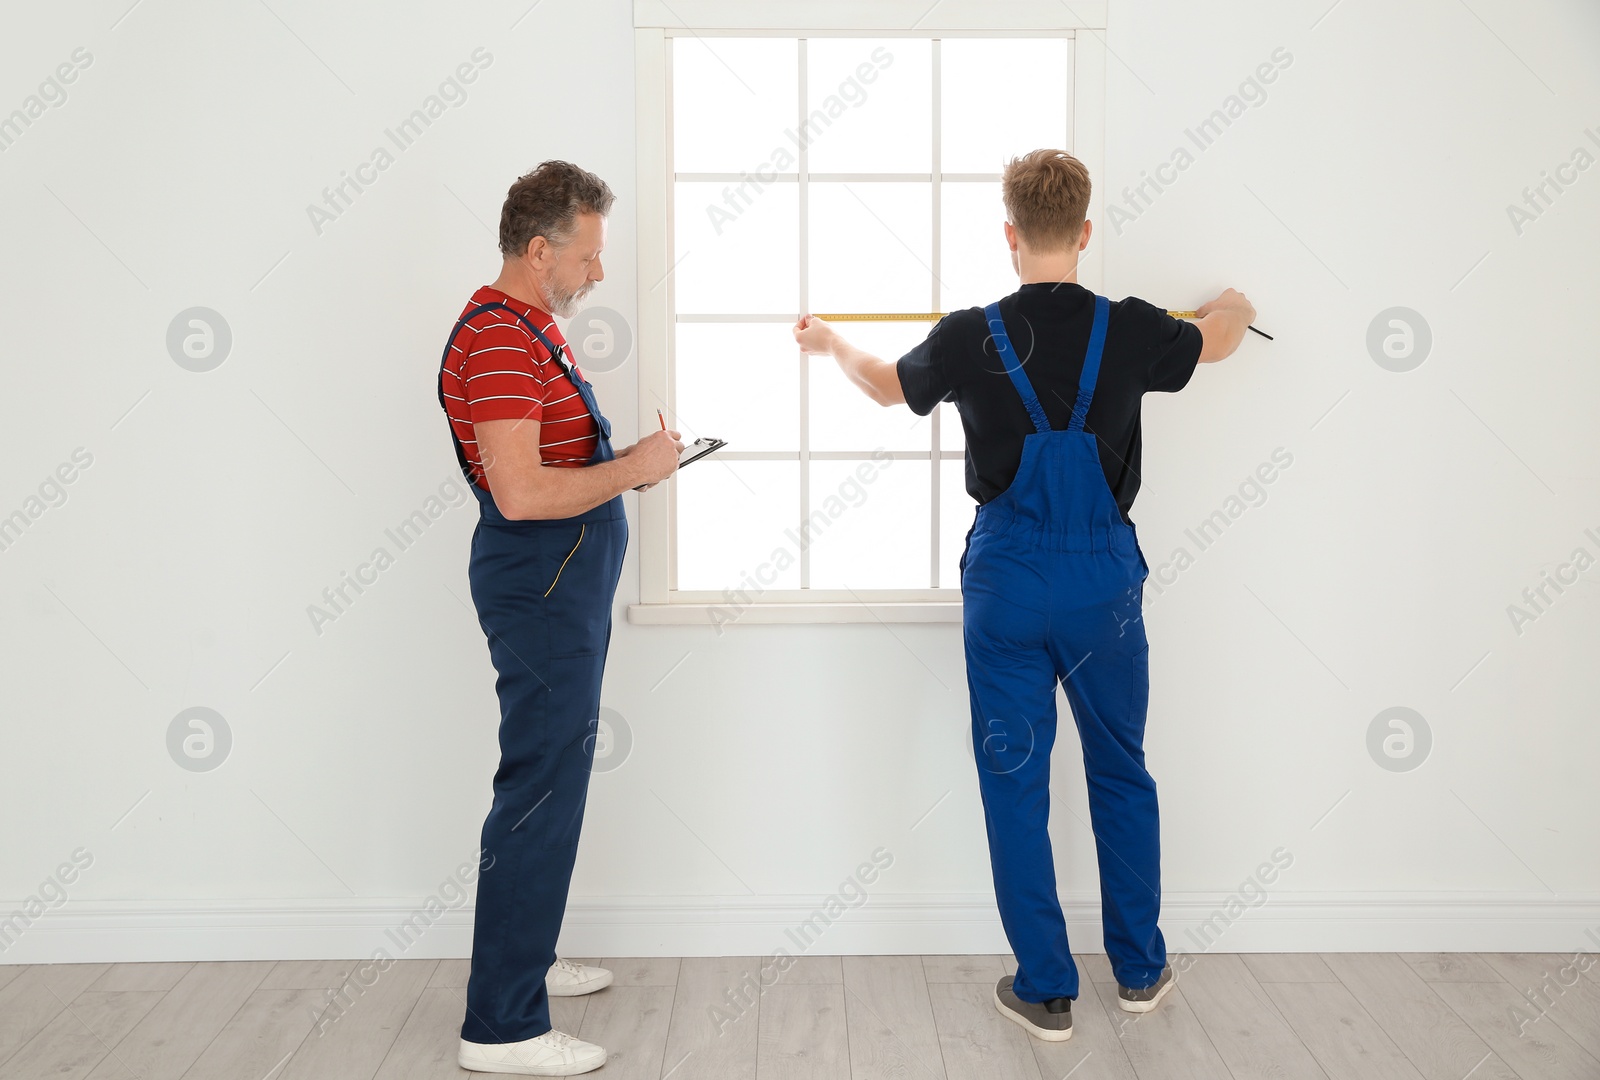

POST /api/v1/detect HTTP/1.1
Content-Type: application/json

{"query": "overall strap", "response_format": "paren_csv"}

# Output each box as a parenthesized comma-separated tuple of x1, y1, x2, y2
(984, 302, 1052, 434)
(437, 301, 582, 478)
(1067, 294, 1111, 432)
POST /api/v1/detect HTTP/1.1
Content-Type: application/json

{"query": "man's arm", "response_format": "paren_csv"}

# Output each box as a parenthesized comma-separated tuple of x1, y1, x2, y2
(792, 315, 906, 406)
(1194, 288, 1257, 363)
(476, 418, 682, 520)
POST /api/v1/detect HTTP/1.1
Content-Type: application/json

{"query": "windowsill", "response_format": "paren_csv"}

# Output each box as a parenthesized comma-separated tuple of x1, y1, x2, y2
(627, 601, 963, 625)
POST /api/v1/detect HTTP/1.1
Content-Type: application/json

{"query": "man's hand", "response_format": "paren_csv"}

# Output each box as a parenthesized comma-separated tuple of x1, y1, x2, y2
(1196, 288, 1256, 323)
(793, 314, 841, 356)
(1195, 288, 1256, 363)
(624, 428, 683, 489)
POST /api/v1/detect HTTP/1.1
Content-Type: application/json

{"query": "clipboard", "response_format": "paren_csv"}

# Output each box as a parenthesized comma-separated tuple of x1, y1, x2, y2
(679, 437, 726, 469)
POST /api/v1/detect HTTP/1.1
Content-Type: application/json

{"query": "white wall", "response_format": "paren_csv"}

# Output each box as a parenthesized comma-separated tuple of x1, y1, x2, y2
(2, 0, 1598, 964)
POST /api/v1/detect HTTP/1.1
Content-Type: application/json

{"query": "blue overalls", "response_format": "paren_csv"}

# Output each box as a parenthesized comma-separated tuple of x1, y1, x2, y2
(961, 294, 1166, 1001)
(437, 303, 628, 1044)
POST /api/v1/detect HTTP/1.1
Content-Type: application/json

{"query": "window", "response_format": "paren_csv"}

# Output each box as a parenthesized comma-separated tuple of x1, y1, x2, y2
(632, 2, 1107, 623)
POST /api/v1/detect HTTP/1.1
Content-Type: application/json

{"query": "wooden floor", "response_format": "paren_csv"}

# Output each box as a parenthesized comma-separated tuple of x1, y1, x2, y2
(1, 952, 1597, 1079)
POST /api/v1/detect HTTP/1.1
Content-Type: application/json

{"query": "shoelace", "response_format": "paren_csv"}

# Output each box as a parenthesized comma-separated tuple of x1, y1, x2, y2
(535, 1029, 577, 1049)
(550, 957, 586, 977)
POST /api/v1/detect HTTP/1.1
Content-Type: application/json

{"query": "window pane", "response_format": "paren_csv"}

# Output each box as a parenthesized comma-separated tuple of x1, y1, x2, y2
(940, 180, 1016, 312)
(939, 458, 977, 589)
(807, 459, 930, 589)
(809, 320, 932, 452)
(674, 38, 798, 173)
(805, 39, 930, 173)
(940, 39, 1071, 172)
(938, 401, 965, 452)
(676, 323, 799, 450)
(675, 181, 798, 314)
(808, 182, 932, 314)
(676, 460, 801, 591)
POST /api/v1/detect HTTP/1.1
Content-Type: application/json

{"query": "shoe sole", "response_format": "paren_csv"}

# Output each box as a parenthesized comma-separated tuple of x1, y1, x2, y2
(547, 968, 614, 998)
(992, 984, 1073, 1042)
(1117, 977, 1175, 1014)
(457, 1047, 607, 1076)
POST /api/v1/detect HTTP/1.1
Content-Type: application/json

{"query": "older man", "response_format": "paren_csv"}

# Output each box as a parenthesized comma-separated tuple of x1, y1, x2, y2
(438, 160, 680, 1075)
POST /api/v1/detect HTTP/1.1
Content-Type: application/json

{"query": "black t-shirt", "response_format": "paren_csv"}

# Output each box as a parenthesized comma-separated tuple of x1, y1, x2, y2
(896, 282, 1203, 524)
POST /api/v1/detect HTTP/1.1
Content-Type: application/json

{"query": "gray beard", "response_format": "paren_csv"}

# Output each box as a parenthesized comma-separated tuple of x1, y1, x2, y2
(541, 277, 594, 318)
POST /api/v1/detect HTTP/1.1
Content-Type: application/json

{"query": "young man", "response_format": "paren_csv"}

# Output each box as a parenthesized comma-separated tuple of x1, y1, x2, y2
(793, 149, 1255, 1042)
(438, 160, 681, 1075)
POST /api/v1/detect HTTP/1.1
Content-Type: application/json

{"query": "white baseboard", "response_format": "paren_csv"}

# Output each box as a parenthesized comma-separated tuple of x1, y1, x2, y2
(3, 892, 1597, 965)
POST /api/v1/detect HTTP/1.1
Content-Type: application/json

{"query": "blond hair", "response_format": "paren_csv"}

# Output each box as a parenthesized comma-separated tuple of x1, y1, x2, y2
(1001, 149, 1092, 251)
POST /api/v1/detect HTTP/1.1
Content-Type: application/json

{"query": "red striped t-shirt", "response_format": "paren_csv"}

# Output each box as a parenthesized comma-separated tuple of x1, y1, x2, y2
(441, 286, 600, 490)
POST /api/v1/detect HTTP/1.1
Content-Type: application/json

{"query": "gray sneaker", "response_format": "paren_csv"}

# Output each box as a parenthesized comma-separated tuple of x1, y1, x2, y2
(992, 976, 1073, 1041)
(1117, 965, 1175, 1013)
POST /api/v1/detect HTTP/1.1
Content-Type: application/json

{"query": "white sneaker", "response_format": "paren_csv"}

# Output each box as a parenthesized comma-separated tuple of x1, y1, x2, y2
(545, 957, 613, 997)
(458, 1028, 606, 1075)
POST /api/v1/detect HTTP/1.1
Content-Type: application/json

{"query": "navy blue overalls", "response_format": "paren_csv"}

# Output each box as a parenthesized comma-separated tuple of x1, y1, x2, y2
(961, 294, 1166, 1001)
(438, 303, 627, 1044)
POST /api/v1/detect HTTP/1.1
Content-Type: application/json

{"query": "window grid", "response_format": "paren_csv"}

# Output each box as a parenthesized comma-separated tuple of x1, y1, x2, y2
(661, 30, 1079, 602)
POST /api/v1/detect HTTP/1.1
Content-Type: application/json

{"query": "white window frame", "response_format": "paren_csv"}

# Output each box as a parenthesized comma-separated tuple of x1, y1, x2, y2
(630, 0, 1107, 624)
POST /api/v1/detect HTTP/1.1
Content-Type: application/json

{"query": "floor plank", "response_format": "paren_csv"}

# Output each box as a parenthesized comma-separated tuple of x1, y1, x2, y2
(84, 962, 194, 993)
(181, 987, 328, 1080)
(577, 985, 675, 1080)
(276, 959, 435, 1080)
(843, 955, 947, 1080)
(757, 982, 849, 1080)
(1400, 954, 1507, 984)
(922, 954, 1008, 984)
(1240, 953, 1338, 983)
(371, 986, 476, 1080)
(1177, 953, 1329, 1079)
(660, 956, 761, 1080)
(1429, 978, 1600, 1080)
(603, 956, 681, 987)
(778, 955, 843, 984)
(82, 960, 271, 1080)
(927, 981, 1042, 1080)
(1265, 980, 1426, 1080)
(1321, 953, 1518, 1080)
(261, 959, 360, 990)
(1479, 952, 1600, 1061)
(548, 994, 588, 1039)
(0, 964, 111, 1067)
(1083, 972, 1233, 1080)
(2, 952, 1583, 1080)
(0, 990, 162, 1080)
(1028, 962, 1139, 1080)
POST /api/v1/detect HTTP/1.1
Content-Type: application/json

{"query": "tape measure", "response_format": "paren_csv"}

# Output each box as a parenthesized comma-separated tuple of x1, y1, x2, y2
(807, 310, 1272, 340)
(814, 310, 1199, 321)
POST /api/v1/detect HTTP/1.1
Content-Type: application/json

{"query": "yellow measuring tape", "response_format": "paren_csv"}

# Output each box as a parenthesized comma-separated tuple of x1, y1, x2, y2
(811, 311, 1200, 321)
(808, 310, 1272, 339)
